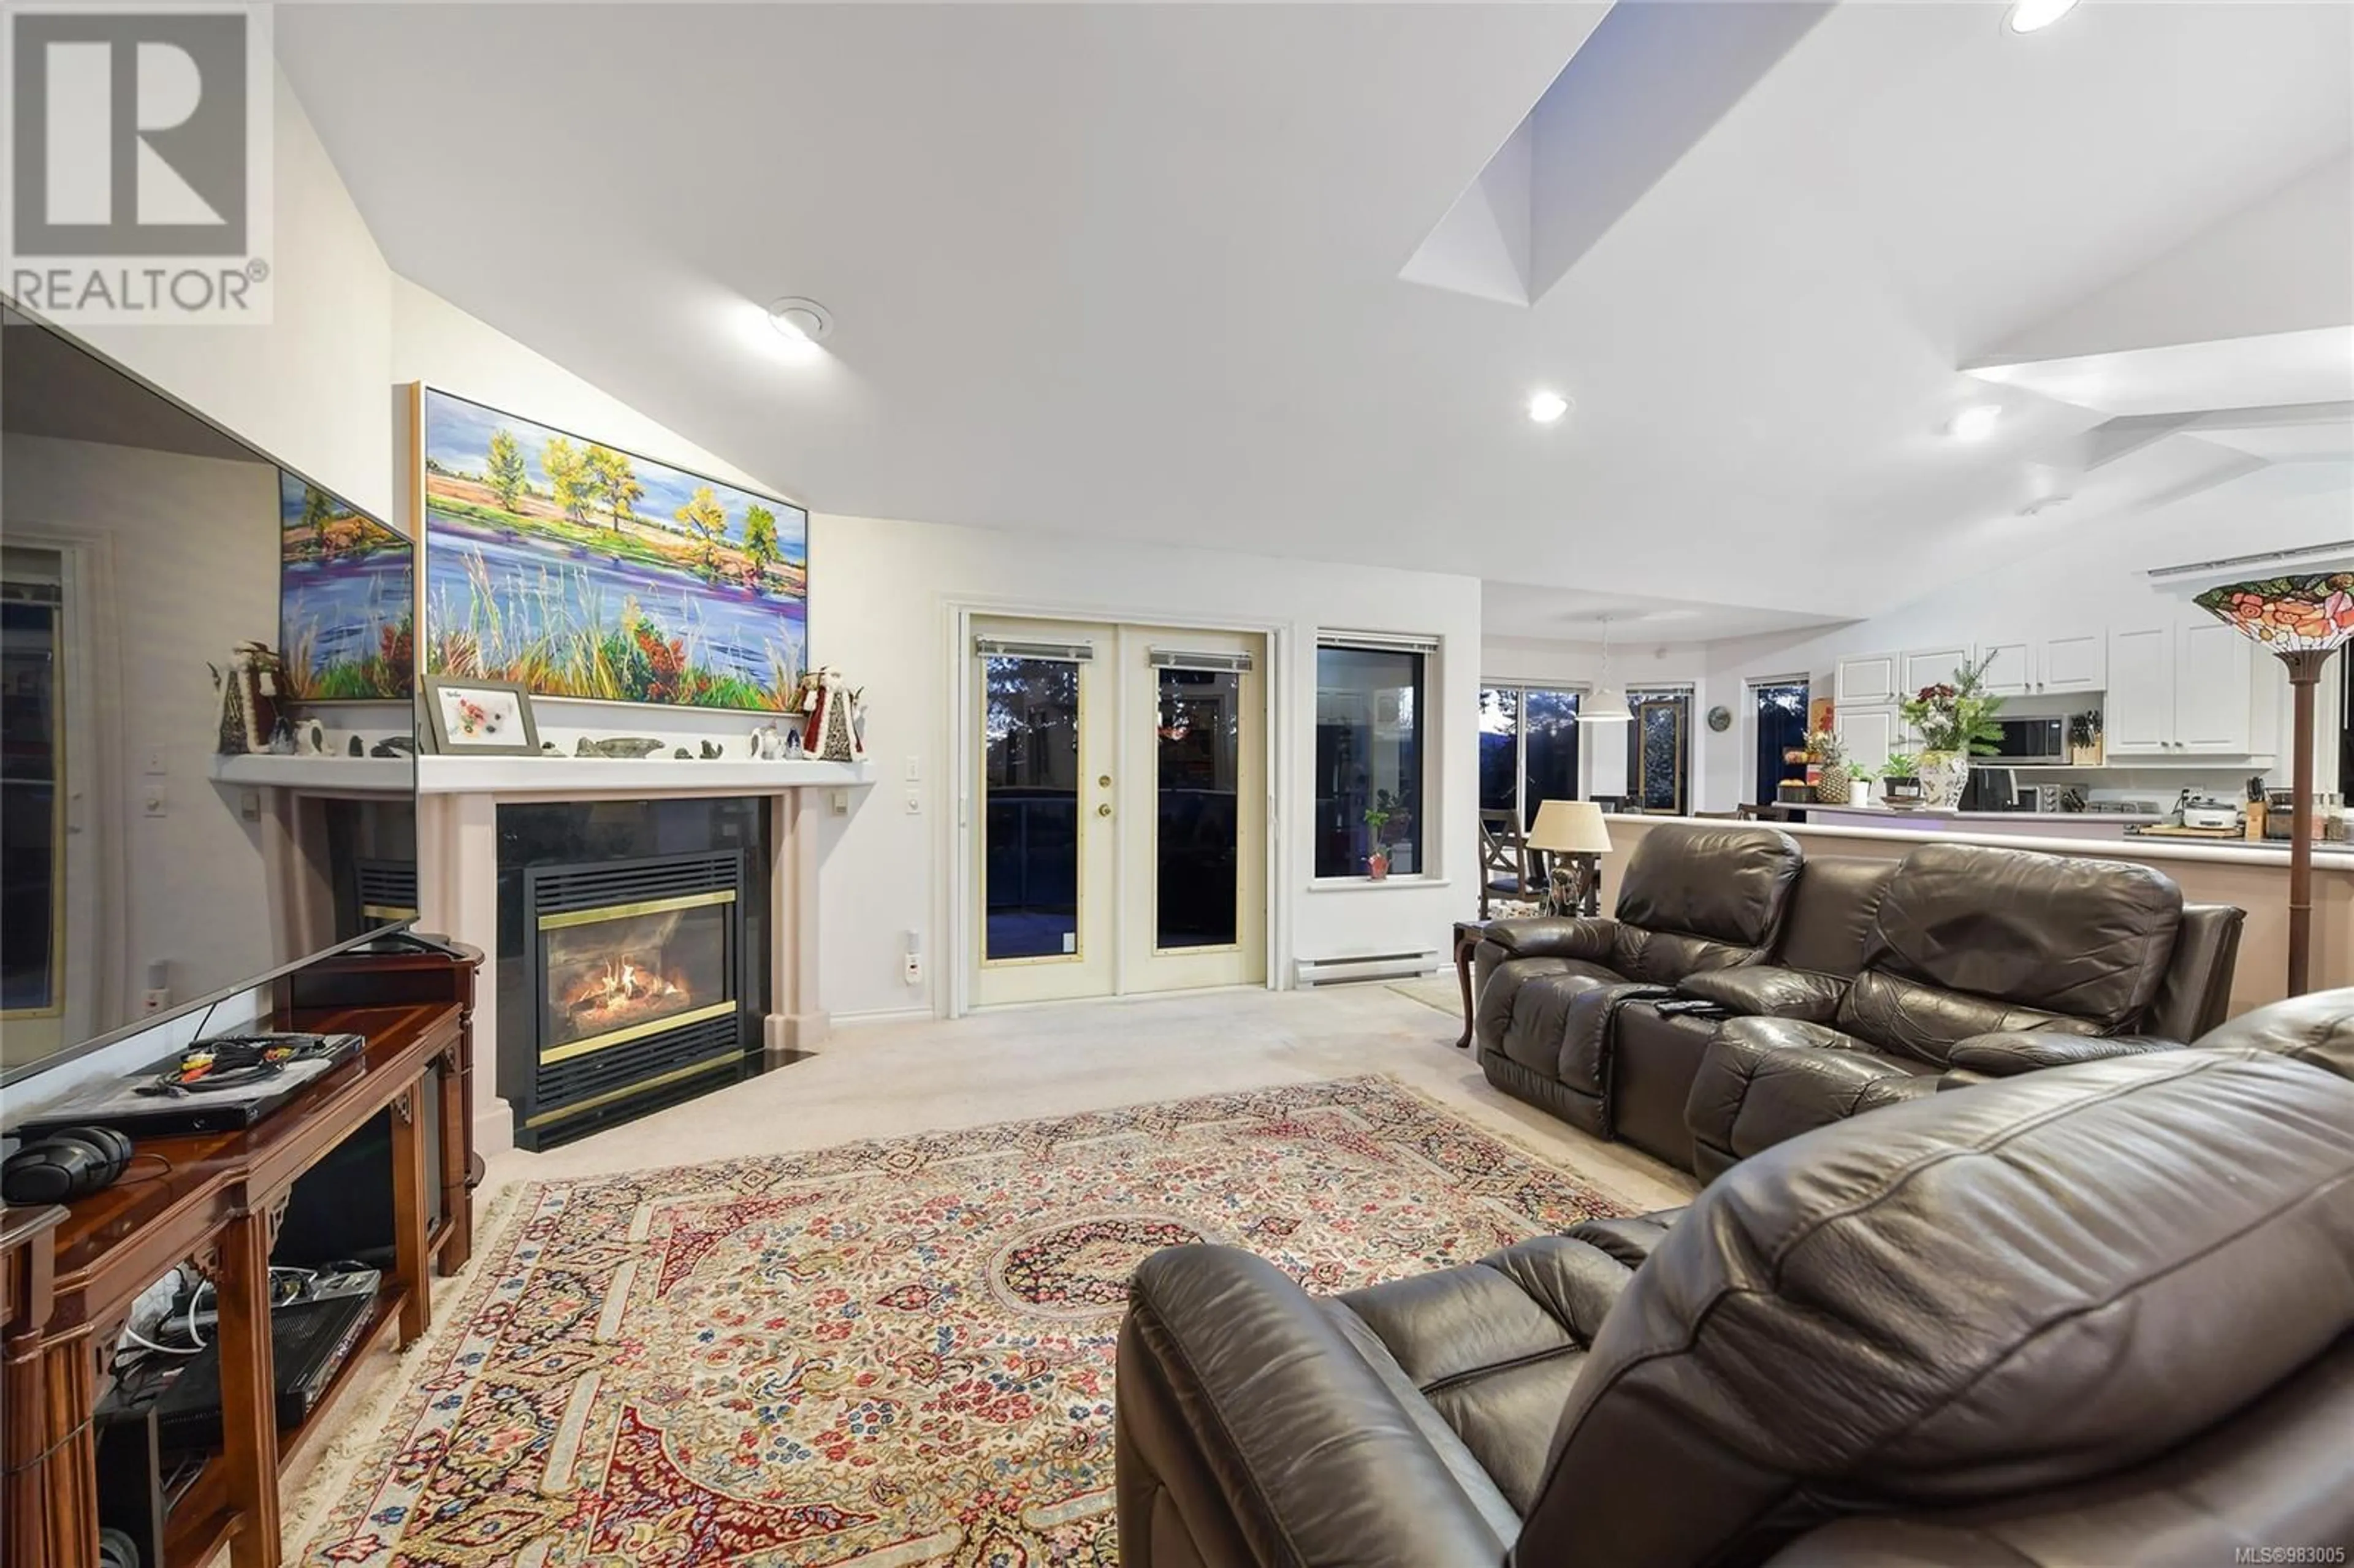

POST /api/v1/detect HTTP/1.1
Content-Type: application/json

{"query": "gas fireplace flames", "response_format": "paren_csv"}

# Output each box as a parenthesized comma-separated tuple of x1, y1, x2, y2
(563, 953, 689, 1030)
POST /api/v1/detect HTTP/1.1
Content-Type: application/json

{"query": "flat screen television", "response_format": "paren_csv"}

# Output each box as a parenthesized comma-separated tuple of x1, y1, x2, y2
(1, 304, 419, 1089)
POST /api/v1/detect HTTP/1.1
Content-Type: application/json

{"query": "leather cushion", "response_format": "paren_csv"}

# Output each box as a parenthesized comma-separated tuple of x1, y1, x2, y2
(1678, 965, 1847, 1023)
(1839, 970, 2099, 1066)
(1864, 842, 2184, 1027)
(1610, 926, 1762, 987)
(1613, 825, 1803, 950)
(1517, 1050, 2354, 1568)
(2199, 988, 2354, 1082)
(1773, 856, 1899, 978)
(1336, 1236, 1631, 1515)
(1495, 961, 1632, 1075)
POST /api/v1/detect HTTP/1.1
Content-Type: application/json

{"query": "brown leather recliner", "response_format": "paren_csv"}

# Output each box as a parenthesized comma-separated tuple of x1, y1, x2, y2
(1472, 824, 1802, 1137)
(1114, 994, 2354, 1568)
(1686, 841, 2246, 1179)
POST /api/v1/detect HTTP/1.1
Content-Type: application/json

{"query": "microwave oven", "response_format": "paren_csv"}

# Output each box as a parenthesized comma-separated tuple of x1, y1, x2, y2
(1987, 716, 2067, 764)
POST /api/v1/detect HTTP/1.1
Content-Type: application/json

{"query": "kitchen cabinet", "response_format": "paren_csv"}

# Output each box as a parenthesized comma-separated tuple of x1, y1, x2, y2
(1901, 646, 1971, 698)
(1835, 653, 1899, 707)
(1980, 641, 2033, 696)
(2105, 625, 2174, 755)
(2174, 619, 2255, 753)
(2105, 617, 2273, 759)
(1834, 706, 1899, 774)
(2040, 633, 2105, 693)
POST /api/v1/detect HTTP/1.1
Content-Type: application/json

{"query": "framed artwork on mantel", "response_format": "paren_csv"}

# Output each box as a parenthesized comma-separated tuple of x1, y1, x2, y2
(411, 385, 809, 711)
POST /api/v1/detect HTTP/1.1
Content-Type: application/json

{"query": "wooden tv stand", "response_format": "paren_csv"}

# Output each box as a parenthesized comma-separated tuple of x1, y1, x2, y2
(2, 937, 481, 1568)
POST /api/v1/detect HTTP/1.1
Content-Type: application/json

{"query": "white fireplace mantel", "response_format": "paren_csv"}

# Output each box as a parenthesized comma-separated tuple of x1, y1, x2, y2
(409, 759, 872, 1155)
(418, 755, 874, 795)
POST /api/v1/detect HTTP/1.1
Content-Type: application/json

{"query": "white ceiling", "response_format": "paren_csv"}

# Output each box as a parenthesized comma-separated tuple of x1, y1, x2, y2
(276, 2, 2354, 630)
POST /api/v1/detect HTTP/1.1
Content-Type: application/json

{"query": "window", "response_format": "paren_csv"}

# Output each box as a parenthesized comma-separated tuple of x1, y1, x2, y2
(1625, 687, 1693, 814)
(1479, 683, 1582, 826)
(1317, 643, 1425, 877)
(1751, 680, 1808, 805)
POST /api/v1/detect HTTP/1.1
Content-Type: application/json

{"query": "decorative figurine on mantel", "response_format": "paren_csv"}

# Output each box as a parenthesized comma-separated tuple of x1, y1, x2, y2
(749, 720, 792, 760)
(799, 667, 866, 762)
(576, 736, 667, 759)
(211, 642, 288, 755)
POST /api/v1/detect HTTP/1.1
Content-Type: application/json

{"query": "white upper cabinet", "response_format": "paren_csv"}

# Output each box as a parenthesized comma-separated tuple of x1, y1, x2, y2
(1900, 646, 1971, 698)
(1834, 706, 1898, 774)
(1835, 653, 1899, 707)
(2105, 625, 2174, 755)
(2104, 614, 2272, 759)
(2174, 618, 2255, 753)
(1979, 641, 2033, 696)
(2040, 633, 2105, 693)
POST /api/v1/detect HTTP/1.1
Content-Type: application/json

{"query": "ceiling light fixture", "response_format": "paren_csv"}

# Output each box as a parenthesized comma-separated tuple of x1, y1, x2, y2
(1580, 617, 1634, 724)
(1947, 404, 2003, 441)
(765, 296, 833, 362)
(1527, 390, 1571, 425)
(2004, 0, 2080, 33)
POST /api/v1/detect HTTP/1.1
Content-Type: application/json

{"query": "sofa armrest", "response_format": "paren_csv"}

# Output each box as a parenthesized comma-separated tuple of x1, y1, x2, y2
(1117, 1246, 1511, 1568)
(1480, 916, 1617, 963)
(1677, 966, 1847, 1024)
(1945, 1032, 2182, 1078)
(1685, 1019, 1938, 1181)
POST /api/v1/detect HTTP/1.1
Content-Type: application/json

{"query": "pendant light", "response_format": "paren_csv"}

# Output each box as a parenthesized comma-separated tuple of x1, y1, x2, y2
(1581, 616, 1634, 723)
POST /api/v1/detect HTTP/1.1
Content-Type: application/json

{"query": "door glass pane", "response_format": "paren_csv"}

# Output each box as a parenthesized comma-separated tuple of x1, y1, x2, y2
(1626, 691, 1691, 814)
(2, 595, 61, 1013)
(1478, 687, 1518, 814)
(1522, 688, 1581, 826)
(1156, 668, 1240, 950)
(1753, 683, 1808, 804)
(1315, 647, 1422, 877)
(985, 657, 1081, 961)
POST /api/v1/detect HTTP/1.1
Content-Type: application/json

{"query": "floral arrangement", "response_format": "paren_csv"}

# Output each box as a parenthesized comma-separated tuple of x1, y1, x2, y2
(2193, 572, 2354, 652)
(1898, 652, 2005, 756)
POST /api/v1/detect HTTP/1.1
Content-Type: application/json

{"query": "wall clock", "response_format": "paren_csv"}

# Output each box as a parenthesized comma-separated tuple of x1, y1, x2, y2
(1705, 705, 1733, 733)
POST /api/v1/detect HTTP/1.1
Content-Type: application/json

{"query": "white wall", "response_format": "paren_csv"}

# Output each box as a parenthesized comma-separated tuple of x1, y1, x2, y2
(809, 512, 1482, 1018)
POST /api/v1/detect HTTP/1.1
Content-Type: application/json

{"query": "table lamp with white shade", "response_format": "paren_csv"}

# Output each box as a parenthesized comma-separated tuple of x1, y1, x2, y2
(1526, 799, 1614, 918)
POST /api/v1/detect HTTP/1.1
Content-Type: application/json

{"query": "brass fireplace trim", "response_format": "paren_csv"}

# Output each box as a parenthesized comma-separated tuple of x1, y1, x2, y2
(536, 888, 737, 932)
(541, 998, 739, 1065)
(363, 902, 421, 921)
(525, 1049, 741, 1129)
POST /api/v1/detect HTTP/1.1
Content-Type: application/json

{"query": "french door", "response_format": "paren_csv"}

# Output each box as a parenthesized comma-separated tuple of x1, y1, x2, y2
(971, 617, 1266, 1006)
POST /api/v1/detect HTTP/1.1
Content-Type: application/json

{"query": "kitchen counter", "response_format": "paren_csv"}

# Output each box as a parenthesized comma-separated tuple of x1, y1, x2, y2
(1802, 803, 2163, 840)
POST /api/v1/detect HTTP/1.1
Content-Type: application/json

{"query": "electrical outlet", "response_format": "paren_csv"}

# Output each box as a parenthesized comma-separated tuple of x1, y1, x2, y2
(142, 786, 168, 817)
(141, 987, 170, 1013)
(904, 789, 921, 815)
(903, 954, 923, 984)
(829, 788, 850, 815)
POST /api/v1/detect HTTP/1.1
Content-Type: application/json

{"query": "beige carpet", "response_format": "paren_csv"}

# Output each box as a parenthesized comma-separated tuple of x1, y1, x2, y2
(1386, 972, 1464, 1016)
(290, 1075, 1637, 1566)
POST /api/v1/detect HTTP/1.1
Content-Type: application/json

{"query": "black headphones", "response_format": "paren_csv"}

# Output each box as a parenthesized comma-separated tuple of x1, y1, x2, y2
(2, 1124, 135, 1205)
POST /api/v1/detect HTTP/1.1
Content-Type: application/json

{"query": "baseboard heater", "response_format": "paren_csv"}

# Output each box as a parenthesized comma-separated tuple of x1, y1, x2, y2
(1294, 950, 1441, 987)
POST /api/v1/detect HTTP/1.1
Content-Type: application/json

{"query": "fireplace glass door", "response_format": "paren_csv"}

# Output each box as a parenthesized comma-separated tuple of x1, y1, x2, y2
(539, 889, 736, 1060)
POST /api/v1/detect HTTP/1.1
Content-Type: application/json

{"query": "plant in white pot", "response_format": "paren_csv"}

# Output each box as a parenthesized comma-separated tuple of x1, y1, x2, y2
(1897, 653, 2004, 809)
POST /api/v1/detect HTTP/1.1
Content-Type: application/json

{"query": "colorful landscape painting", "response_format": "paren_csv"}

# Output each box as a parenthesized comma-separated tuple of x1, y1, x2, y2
(278, 471, 414, 701)
(421, 389, 808, 710)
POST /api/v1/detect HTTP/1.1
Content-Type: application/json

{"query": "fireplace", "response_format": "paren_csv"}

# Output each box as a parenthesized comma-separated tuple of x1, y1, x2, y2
(510, 845, 753, 1149)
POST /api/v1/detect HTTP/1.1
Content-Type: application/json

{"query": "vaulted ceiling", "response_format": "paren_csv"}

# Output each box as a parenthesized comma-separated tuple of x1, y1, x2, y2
(277, 2, 2354, 636)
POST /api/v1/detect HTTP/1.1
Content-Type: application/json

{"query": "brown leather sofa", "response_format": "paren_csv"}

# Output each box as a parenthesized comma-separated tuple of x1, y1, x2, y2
(1114, 994, 2354, 1568)
(1471, 824, 1802, 1137)
(1476, 828, 2244, 1176)
(1686, 840, 2245, 1178)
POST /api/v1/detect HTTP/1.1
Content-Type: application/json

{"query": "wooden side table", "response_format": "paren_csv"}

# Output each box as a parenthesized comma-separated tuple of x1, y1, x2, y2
(1452, 920, 1490, 1050)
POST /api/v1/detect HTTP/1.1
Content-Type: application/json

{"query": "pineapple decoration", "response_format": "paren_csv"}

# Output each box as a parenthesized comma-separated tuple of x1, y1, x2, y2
(1808, 727, 1853, 805)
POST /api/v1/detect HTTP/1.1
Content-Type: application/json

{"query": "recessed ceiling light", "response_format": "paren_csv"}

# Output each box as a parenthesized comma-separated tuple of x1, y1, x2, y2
(2005, 0, 2080, 34)
(765, 296, 832, 362)
(1947, 404, 2003, 441)
(1527, 390, 1571, 425)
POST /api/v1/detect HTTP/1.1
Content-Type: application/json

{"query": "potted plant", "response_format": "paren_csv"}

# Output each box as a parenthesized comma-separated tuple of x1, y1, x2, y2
(2070, 709, 2103, 767)
(1363, 789, 1402, 879)
(1877, 751, 1925, 805)
(1897, 653, 2005, 808)
(1807, 728, 1852, 804)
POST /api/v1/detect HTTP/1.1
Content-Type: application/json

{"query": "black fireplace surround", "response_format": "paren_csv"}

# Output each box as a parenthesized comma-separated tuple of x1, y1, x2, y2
(497, 800, 771, 1149)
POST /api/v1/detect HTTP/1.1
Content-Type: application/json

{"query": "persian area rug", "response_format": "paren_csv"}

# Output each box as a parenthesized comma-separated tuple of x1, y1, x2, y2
(302, 1076, 1631, 1567)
